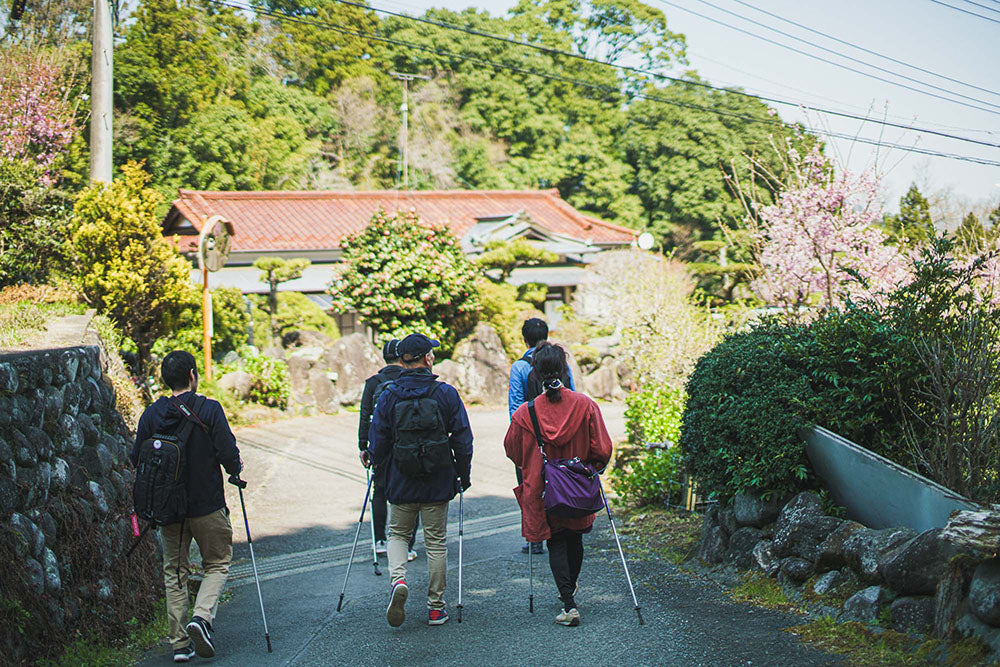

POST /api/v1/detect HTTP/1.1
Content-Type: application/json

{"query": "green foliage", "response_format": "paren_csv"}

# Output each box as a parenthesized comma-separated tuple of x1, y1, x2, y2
(611, 447, 684, 508)
(953, 211, 990, 255)
(679, 322, 816, 501)
(611, 386, 686, 506)
(0, 299, 85, 348)
(883, 184, 935, 246)
(475, 238, 558, 282)
(249, 291, 339, 343)
(330, 209, 480, 352)
(475, 278, 540, 361)
(241, 347, 290, 409)
(37, 600, 170, 667)
(151, 287, 251, 365)
(729, 572, 794, 610)
(254, 257, 311, 343)
(0, 158, 73, 286)
(625, 384, 685, 447)
(66, 162, 193, 364)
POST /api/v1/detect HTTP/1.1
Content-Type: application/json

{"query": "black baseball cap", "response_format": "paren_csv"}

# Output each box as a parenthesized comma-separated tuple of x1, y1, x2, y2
(382, 339, 401, 362)
(397, 333, 440, 362)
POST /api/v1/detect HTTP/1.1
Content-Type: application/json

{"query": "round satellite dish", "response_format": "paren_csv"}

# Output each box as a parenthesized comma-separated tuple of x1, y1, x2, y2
(198, 215, 234, 272)
(637, 232, 655, 251)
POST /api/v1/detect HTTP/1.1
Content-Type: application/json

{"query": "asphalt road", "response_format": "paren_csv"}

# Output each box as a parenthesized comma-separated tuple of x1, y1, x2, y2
(139, 404, 838, 666)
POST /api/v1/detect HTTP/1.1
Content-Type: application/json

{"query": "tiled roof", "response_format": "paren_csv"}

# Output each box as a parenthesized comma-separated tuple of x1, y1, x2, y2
(164, 189, 636, 253)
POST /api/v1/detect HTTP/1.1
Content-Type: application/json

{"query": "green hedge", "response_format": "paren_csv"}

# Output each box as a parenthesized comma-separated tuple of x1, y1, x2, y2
(612, 385, 687, 507)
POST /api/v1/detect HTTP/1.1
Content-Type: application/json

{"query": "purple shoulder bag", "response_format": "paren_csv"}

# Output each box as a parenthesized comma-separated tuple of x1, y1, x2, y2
(527, 400, 605, 518)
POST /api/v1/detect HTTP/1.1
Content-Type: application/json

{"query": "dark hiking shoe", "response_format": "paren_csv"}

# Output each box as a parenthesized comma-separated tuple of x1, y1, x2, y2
(173, 644, 196, 663)
(521, 542, 531, 554)
(386, 580, 408, 627)
(186, 616, 216, 658)
(555, 608, 581, 626)
(428, 609, 449, 625)
(530, 542, 545, 555)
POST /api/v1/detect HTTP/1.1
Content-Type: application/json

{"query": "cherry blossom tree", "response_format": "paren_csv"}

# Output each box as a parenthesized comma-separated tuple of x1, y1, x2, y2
(743, 146, 911, 314)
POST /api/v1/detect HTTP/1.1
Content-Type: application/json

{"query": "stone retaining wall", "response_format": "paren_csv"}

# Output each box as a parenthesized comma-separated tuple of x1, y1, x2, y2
(697, 491, 1000, 653)
(0, 346, 160, 662)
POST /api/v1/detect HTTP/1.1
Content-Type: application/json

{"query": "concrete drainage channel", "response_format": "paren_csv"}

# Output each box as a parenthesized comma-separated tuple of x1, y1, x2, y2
(227, 510, 522, 587)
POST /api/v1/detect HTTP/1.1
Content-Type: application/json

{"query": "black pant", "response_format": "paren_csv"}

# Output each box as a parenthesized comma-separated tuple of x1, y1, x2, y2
(372, 469, 416, 549)
(547, 530, 584, 611)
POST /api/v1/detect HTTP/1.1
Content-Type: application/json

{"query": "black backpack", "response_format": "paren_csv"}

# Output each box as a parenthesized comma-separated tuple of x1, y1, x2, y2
(132, 395, 207, 526)
(524, 355, 572, 403)
(391, 383, 452, 479)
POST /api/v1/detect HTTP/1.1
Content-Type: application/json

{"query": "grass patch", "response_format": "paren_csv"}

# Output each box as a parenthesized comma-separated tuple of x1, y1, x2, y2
(37, 599, 169, 667)
(619, 505, 702, 565)
(787, 616, 992, 666)
(0, 300, 86, 348)
(729, 572, 797, 611)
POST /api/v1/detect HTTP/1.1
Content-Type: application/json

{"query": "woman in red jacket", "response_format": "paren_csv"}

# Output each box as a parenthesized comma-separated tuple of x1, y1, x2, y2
(503, 342, 614, 626)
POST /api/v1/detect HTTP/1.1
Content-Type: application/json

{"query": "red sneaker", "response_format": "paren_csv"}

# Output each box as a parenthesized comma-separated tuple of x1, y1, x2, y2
(428, 609, 449, 625)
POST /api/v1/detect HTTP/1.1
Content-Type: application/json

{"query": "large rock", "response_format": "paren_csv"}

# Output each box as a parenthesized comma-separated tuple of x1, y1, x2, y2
(956, 614, 1000, 655)
(816, 521, 866, 573)
(813, 569, 858, 597)
(941, 508, 1000, 553)
(969, 557, 1000, 627)
(841, 585, 894, 623)
(727, 527, 764, 570)
(321, 333, 382, 406)
(779, 557, 815, 584)
(878, 529, 964, 596)
(217, 371, 252, 401)
(287, 347, 326, 405)
(24, 558, 45, 596)
(733, 492, 783, 528)
(843, 527, 917, 584)
(581, 357, 628, 401)
(752, 539, 781, 577)
(697, 506, 728, 564)
(772, 492, 844, 561)
(308, 368, 338, 414)
(283, 329, 336, 349)
(42, 547, 62, 595)
(440, 324, 509, 406)
(10, 512, 44, 559)
(889, 596, 935, 634)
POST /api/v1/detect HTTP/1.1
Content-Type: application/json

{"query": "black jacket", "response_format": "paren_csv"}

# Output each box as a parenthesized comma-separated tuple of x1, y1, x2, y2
(131, 391, 241, 518)
(358, 364, 405, 450)
(368, 368, 473, 505)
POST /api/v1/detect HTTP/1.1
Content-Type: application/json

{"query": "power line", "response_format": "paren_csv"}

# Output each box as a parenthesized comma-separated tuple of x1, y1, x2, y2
(928, 0, 1000, 23)
(730, 0, 1000, 98)
(204, 0, 1000, 167)
(656, 0, 1000, 113)
(313, 0, 1000, 148)
(958, 0, 1000, 14)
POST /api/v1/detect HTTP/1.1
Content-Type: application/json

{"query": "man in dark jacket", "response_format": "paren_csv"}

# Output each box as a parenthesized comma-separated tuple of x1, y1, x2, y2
(359, 339, 417, 559)
(368, 333, 473, 628)
(131, 351, 241, 663)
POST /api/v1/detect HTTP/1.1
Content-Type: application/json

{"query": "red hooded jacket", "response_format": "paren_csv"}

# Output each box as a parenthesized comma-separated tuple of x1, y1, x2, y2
(504, 388, 614, 542)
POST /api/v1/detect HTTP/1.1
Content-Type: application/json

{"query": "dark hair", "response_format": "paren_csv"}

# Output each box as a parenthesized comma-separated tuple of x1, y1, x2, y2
(521, 317, 549, 348)
(161, 350, 197, 391)
(382, 339, 400, 363)
(533, 341, 566, 403)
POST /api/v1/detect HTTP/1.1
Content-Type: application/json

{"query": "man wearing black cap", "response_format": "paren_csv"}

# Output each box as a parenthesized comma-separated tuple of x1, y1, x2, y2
(368, 333, 473, 627)
(359, 339, 417, 560)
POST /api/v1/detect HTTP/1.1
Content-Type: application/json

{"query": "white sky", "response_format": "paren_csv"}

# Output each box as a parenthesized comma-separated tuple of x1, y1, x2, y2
(381, 0, 1000, 220)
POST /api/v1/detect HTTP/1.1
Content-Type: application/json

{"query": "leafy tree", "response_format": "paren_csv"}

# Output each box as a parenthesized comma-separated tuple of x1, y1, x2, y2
(151, 286, 251, 365)
(954, 211, 988, 255)
(883, 184, 935, 246)
(475, 239, 557, 282)
(253, 257, 310, 344)
(67, 162, 194, 365)
(0, 159, 72, 285)
(329, 209, 480, 351)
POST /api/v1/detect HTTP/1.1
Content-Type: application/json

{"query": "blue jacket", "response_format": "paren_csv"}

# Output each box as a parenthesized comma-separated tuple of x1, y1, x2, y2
(507, 347, 576, 420)
(368, 368, 473, 504)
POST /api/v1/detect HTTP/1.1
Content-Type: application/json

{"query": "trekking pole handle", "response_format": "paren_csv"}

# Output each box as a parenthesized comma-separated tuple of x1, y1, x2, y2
(228, 474, 248, 489)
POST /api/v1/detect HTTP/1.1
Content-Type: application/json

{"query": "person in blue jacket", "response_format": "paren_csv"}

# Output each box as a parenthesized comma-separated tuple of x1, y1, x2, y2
(507, 317, 575, 554)
(368, 333, 473, 628)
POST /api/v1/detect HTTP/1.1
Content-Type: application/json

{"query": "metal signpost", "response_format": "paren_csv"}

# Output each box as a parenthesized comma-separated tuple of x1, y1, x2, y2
(197, 215, 234, 380)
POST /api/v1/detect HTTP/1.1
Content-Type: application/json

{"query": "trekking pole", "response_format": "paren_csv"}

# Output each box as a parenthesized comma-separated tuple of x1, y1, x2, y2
(337, 470, 375, 612)
(599, 481, 644, 625)
(528, 538, 534, 613)
(229, 475, 273, 652)
(457, 488, 464, 623)
(367, 468, 382, 576)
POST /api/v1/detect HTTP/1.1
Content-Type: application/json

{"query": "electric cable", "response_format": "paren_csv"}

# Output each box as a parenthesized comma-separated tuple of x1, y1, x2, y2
(730, 0, 1000, 98)
(311, 0, 1000, 147)
(655, 0, 1000, 112)
(958, 0, 1000, 15)
(927, 0, 1000, 24)
(205, 0, 1000, 167)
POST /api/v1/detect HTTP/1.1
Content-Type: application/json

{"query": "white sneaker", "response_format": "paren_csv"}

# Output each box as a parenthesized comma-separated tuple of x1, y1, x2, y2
(386, 580, 408, 627)
(555, 608, 581, 626)
(407, 549, 418, 561)
(375, 540, 387, 555)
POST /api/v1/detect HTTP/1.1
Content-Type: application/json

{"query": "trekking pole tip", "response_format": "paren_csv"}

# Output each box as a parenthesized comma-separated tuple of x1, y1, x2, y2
(336, 593, 344, 612)
(266, 634, 273, 652)
(457, 603, 463, 623)
(636, 607, 645, 625)
(529, 596, 534, 613)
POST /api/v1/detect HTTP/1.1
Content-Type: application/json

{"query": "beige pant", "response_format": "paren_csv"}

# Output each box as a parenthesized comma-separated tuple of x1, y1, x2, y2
(160, 508, 233, 649)
(388, 501, 448, 610)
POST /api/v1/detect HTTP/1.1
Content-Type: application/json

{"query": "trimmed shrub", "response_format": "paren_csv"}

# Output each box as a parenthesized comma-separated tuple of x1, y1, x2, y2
(250, 291, 338, 344)
(613, 385, 687, 506)
(679, 322, 816, 501)
(241, 347, 291, 409)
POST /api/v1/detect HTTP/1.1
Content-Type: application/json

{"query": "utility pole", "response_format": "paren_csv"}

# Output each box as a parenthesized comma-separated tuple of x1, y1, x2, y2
(90, 0, 113, 183)
(390, 72, 429, 190)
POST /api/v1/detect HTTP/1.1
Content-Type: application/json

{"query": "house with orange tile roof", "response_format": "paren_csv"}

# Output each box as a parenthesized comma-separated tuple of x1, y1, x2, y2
(162, 189, 636, 332)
